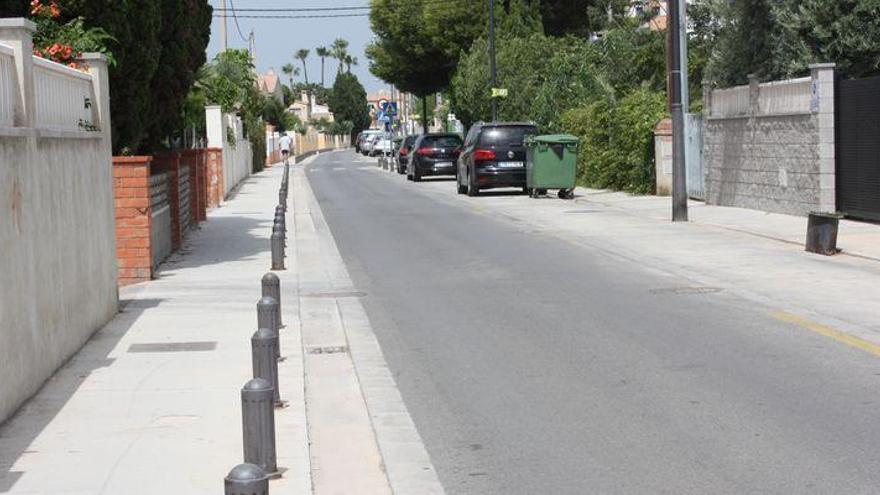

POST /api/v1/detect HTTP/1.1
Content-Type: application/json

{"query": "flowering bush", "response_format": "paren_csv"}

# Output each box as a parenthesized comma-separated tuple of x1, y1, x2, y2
(30, 0, 114, 70)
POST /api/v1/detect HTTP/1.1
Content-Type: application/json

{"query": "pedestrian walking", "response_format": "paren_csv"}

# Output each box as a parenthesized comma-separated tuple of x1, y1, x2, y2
(279, 133, 292, 165)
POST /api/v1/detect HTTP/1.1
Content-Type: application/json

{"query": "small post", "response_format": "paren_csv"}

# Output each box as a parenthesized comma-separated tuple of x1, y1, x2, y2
(240, 378, 278, 476)
(278, 190, 286, 211)
(252, 328, 283, 406)
(224, 463, 269, 495)
(271, 232, 285, 271)
(257, 296, 280, 359)
(261, 272, 282, 327)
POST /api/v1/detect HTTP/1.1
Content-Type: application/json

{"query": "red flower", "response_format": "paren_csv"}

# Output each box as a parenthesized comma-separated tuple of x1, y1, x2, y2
(29, 0, 42, 16)
(47, 43, 61, 56)
(49, 3, 60, 18)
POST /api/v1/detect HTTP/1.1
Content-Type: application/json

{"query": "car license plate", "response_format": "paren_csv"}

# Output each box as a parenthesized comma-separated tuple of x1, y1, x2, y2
(435, 161, 453, 167)
(498, 161, 523, 168)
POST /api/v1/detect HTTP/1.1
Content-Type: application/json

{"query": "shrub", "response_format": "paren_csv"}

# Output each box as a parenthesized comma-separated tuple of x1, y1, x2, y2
(561, 87, 667, 194)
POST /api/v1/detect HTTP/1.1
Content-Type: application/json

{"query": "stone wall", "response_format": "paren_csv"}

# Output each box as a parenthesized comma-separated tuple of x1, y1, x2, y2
(703, 64, 836, 216)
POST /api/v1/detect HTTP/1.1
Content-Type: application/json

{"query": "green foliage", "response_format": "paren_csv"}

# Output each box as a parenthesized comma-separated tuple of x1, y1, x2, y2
(561, 88, 667, 194)
(199, 49, 256, 113)
(450, 25, 662, 131)
(142, 0, 212, 151)
(327, 72, 371, 139)
(31, 3, 115, 67)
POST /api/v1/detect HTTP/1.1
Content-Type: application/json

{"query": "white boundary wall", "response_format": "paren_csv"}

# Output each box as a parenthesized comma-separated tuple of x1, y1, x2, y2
(0, 19, 117, 424)
(206, 105, 252, 198)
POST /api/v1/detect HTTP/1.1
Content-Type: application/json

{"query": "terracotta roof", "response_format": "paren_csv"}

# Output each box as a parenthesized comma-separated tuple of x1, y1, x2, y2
(258, 71, 280, 94)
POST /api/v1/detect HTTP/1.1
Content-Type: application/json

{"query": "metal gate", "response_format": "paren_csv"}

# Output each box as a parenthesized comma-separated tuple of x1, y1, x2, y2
(836, 76, 880, 221)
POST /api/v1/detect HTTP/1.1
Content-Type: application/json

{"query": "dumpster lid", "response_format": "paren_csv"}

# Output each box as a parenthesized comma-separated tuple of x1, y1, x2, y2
(527, 134, 579, 145)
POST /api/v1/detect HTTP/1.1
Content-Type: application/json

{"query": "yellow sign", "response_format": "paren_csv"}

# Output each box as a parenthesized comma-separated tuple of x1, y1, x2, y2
(491, 88, 508, 98)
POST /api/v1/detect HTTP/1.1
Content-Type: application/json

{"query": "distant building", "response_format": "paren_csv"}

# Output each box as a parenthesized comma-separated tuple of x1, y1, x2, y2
(288, 91, 333, 122)
(257, 70, 284, 104)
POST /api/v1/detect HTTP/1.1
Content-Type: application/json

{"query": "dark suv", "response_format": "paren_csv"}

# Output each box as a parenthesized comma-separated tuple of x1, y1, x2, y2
(407, 133, 463, 182)
(396, 135, 418, 174)
(456, 122, 538, 196)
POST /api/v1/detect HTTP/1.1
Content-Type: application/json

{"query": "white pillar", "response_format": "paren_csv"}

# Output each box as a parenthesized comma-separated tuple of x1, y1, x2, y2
(205, 105, 224, 148)
(811, 63, 836, 212)
(79, 53, 111, 149)
(0, 18, 36, 127)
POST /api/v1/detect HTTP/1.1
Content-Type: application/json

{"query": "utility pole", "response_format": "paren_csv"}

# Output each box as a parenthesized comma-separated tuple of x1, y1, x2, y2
(489, 0, 498, 122)
(669, 0, 688, 222)
(220, 0, 228, 51)
(248, 30, 256, 62)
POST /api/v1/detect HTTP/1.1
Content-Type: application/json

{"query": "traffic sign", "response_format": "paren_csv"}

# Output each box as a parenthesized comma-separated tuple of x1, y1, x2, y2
(381, 101, 398, 117)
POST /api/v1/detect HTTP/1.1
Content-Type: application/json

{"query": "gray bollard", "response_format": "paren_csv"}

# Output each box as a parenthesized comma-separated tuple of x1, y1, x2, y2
(252, 328, 282, 406)
(274, 211, 286, 231)
(257, 296, 280, 359)
(261, 272, 282, 327)
(241, 378, 278, 476)
(271, 232, 285, 271)
(278, 190, 286, 211)
(224, 463, 269, 495)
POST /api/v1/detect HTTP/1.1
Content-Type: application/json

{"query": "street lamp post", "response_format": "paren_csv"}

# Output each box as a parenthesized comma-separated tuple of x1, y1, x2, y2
(669, 0, 688, 222)
(489, 0, 497, 122)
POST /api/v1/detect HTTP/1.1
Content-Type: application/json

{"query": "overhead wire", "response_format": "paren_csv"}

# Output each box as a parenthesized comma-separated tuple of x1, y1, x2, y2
(227, 0, 250, 42)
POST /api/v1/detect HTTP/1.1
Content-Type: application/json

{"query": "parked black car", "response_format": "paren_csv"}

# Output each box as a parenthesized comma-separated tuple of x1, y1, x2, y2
(456, 122, 538, 196)
(407, 133, 463, 182)
(396, 135, 418, 174)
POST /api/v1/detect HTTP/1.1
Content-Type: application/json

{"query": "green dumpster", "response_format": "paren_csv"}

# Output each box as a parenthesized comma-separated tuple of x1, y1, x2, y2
(525, 134, 579, 199)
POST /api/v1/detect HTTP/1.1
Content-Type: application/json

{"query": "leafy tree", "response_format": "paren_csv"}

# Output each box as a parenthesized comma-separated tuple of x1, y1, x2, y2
(142, 0, 212, 151)
(775, 0, 880, 78)
(327, 71, 371, 139)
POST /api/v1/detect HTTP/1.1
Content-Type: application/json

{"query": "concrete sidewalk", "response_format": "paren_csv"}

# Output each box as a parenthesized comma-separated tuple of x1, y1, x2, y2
(0, 155, 442, 494)
(574, 189, 880, 262)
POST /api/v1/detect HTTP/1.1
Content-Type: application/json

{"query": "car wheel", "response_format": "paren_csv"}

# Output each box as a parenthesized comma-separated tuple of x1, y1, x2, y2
(413, 169, 422, 182)
(467, 172, 479, 197)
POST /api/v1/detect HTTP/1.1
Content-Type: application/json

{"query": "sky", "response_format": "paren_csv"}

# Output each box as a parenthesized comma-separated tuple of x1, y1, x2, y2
(206, 0, 388, 93)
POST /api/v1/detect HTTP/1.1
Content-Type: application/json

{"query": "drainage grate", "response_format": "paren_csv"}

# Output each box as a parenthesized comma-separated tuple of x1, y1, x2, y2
(128, 341, 217, 353)
(649, 287, 723, 296)
(300, 291, 367, 299)
(307, 345, 349, 355)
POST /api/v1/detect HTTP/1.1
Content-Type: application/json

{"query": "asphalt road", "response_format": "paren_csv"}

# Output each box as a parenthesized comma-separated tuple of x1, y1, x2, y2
(306, 151, 880, 495)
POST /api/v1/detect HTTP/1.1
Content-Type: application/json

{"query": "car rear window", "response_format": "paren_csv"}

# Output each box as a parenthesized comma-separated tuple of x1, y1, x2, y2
(403, 135, 417, 147)
(478, 126, 537, 147)
(421, 135, 463, 148)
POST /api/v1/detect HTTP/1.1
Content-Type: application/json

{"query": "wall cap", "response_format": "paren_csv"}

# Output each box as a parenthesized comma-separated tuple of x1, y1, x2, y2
(809, 63, 836, 70)
(112, 155, 153, 164)
(0, 18, 36, 31)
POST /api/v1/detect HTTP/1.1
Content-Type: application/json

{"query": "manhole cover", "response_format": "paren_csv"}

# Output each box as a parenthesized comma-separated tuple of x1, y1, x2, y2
(649, 287, 723, 296)
(301, 291, 366, 298)
(308, 345, 349, 355)
(128, 341, 217, 353)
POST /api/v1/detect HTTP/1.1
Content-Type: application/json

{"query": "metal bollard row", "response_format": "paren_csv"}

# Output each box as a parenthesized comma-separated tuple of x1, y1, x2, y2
(227, 170, 294, 492)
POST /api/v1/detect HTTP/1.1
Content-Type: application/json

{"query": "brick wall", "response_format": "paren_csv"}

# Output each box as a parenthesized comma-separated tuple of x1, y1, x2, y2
(206, 147, 224, 208)
(112, 156, 152, 285)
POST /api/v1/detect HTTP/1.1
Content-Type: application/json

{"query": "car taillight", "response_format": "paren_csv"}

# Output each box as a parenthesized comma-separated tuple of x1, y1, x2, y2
(400, 147, 409, 156)
(417, 148, 434, 156)
(473, 149, 496, 162)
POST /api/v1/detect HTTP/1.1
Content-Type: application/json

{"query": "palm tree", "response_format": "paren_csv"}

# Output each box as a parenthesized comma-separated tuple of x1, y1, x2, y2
(281, 63, 299, 89)
(330, 38, 349, 75)
(344, 55, 358, 73)
(316, 46, 330, 86)
(295, 48, 310, 85)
